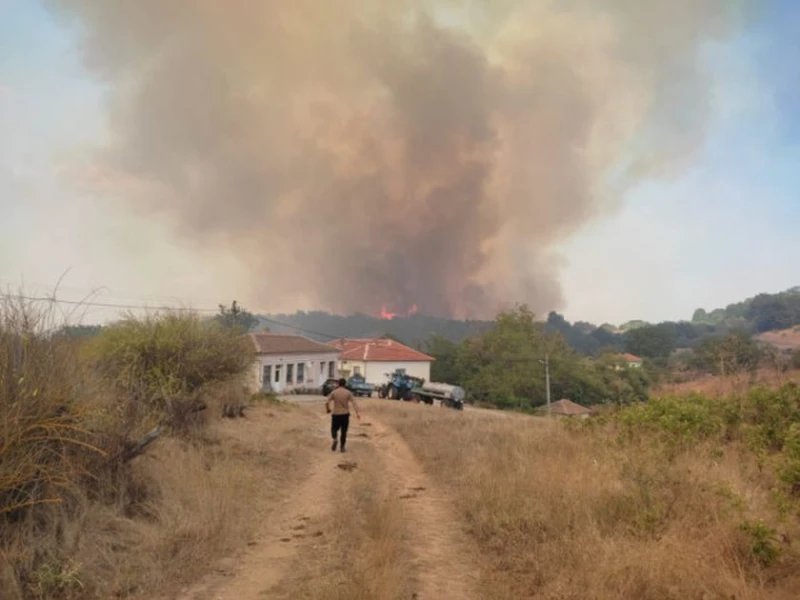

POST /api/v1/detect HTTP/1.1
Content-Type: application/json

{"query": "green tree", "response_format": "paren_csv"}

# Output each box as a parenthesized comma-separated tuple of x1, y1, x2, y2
(457, 305, 550, 408)
(746, 294, 800, 333)
(215, 300, 258, 334)
(691, 331, 762, 376)
(624, 324, 675, 361)
(424, 334, 464, 384)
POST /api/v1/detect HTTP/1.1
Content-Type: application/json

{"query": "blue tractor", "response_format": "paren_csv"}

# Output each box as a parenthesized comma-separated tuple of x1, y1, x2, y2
(378, 369, 424, 401)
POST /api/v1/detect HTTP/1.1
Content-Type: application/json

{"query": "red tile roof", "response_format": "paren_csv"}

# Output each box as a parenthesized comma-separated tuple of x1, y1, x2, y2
(620, 353, 642, 363)
(329, 338, 435, 362)
(248, 333, 340, 355)
(545, 399, 593, 416)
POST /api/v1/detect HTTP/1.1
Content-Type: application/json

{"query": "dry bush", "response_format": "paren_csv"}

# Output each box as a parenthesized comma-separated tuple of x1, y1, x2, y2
(0, 298, 263, 599)
(370, 401, 800, 599)
(0, 296, 102, 518)
(66, 436, 259, 598)
(86, 311, 253, 437)
(0, 296, 106, 598)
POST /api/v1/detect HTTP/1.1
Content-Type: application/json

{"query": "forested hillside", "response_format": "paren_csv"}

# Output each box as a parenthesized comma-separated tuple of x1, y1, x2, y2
(257, 286, 800, 358)
(255, 310, 494, 346)
(56, 288, 800, 367)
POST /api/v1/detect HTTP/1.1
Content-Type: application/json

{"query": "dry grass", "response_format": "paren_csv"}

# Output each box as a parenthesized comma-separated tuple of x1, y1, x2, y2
(655, 368, 800, 397)
(757, 327, 800, 352)
(2, 398, 315, 600)
(369, 400, 800, 599)
(0, 294, 312, 599)
(283, 437, 412, 600)
(51, 437, 257, 597)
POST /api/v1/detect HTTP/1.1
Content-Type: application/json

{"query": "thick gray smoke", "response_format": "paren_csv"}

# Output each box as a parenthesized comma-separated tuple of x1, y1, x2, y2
(49, 0, 754, 318)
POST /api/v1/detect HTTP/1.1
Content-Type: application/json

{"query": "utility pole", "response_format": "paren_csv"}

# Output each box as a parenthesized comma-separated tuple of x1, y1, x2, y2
(539, 353, 552, 416)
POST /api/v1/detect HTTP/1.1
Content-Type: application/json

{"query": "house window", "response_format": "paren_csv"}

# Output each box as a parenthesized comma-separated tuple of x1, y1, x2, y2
(262, 365, 272, 383)
(353, 366, 361, 376)
(320, 362, 325, 376)
(328, 361, 335, 378)
(297, 362, 305, 384)
(286, 363, 294, 384)
(274, 364, 281, 383)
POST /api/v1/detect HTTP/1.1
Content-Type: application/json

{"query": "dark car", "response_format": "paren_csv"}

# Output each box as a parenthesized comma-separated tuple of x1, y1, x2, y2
(321, 378, 339, 396)
(346, 374, 375, 397)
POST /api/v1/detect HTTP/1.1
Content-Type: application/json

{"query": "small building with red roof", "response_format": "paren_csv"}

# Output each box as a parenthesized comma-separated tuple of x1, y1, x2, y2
(248, 332, 341, 394)
(619, 353, 643, 368)
(329, 338, 435, 385)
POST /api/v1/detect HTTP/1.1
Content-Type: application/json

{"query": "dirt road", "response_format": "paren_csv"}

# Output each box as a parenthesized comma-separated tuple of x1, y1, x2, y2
(168, 400, 482, 600)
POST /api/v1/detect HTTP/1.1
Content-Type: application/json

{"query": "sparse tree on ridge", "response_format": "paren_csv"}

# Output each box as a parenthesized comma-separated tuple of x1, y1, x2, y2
(215, 300, 259, 334)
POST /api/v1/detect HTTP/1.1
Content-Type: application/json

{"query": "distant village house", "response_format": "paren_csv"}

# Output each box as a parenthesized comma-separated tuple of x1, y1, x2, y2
(248, 333, 340, 394)
(541, 398, 594, 419)
(329, 338, 434, 386)
(618, 353, 643, 369)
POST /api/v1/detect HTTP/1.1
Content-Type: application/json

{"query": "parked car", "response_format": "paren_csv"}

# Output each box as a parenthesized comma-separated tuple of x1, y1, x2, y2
(321, 378, 339, 396)
(346, 374, 375, 397)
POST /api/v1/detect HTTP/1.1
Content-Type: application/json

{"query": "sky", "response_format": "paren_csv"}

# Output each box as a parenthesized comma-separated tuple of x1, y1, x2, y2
(0, 0, 798, 327)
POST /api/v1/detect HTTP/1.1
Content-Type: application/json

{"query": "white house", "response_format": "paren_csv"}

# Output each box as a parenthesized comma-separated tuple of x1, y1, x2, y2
(248, 333, 341, 394)
(620, 353, 643, 368)
(329, 338, 434, 386)
(609, 352, 643, 370)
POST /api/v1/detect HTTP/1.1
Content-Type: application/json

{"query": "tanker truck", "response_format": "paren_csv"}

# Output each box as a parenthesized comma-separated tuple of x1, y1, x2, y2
(411, 381, 465, 410)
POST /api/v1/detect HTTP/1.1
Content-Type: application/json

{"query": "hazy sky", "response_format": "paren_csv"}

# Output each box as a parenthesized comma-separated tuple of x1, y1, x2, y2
(1, 0, 798, 326)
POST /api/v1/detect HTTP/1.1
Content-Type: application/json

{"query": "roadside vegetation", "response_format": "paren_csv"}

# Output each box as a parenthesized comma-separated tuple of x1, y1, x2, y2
(372, 382, 800, 599)
(0, 295, 278, 599)
(424, 305, 652, 408)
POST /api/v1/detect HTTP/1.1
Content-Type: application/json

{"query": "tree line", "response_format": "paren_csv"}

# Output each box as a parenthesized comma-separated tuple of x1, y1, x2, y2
(423, 305, 650, 409)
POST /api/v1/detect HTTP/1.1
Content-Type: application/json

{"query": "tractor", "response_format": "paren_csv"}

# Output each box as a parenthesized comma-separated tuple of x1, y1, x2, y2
(378, 369, 424, 401)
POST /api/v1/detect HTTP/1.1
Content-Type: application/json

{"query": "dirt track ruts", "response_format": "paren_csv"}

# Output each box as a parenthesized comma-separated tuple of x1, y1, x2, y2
(368, 414, 481, 599)
(166, 401, 482, 599)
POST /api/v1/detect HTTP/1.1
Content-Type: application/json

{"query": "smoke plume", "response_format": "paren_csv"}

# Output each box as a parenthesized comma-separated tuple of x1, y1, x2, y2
(49, 0, 753, 318)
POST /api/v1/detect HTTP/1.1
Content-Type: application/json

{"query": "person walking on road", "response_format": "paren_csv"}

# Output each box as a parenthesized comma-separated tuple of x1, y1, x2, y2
(325, 378, 360, 452)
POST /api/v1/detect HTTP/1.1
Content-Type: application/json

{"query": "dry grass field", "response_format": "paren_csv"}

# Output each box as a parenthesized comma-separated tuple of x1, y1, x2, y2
(4, 296, 800, 599)
(368, 398, 800, 600)
(756, 327, 800, 352)
(654, 367, 800, 397)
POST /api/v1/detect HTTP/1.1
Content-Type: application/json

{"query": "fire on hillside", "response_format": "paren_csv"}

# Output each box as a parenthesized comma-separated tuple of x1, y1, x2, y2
(378, 304, 419, 320)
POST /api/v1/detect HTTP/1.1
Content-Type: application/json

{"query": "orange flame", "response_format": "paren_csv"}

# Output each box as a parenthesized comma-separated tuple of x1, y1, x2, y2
(379, 306, 398, 320)
(377, 304, 419, 320)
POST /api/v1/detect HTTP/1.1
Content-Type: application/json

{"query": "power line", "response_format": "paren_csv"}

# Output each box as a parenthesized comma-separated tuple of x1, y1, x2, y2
(8, 294, 218, 313)
(5, 294, 344, 341)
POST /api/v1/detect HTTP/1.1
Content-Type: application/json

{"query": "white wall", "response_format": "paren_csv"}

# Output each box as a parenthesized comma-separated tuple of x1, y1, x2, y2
(338, 359, 366, 379)
(349, 361, 431, 386)
(252, 352, 340, 393)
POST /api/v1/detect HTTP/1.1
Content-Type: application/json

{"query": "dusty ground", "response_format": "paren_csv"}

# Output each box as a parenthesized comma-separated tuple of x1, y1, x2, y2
(160, 398, 483, 600)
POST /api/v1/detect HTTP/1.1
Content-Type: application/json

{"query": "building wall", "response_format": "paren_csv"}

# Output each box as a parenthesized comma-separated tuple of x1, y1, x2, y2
(252, 352, 340, 394)
(338, 359, 366, 379)
(339, 360, 431, 386)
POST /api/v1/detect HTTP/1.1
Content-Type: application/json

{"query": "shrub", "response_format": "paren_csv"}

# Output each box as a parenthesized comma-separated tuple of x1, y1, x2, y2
(778, 423, 800, 495)
(1, 301, 262, 599)
(738, 520, 782, 567)
(0, 296, 103, 519)
(616, 392, 727, 450)
(740, 383, 800, 453)
(87, 312, 253, 435)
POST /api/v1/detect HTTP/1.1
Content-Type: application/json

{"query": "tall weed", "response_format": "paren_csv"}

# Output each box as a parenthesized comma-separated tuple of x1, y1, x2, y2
(1, 299, 258, 599)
